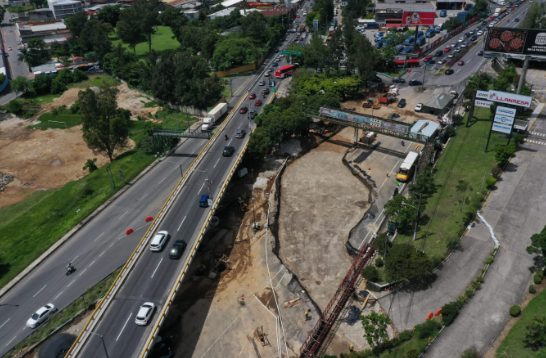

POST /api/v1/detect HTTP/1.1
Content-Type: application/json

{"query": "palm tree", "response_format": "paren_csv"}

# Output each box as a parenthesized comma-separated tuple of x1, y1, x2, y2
(17, 48, 33, 72)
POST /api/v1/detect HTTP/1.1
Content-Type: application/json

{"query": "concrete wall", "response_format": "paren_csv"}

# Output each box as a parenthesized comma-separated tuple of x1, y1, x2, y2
(214, 55, 265, 78)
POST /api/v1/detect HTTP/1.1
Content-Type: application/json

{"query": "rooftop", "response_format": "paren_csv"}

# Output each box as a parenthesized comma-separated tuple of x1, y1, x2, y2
(410, 120, 440, 138)
(374, 3, 436, 11)
(423, 92, 454, 109)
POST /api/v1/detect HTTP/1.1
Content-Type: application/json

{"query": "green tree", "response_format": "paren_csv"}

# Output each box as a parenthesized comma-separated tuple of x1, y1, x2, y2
(80, 19, 112, 61)
(0, 6, 6, 23)
(362, 266, 380, 282)
(441, 301, 460, 326)
(493, 64, 517, 91)
(384, 243, 433, 282)
(361, 311, 391, 355)
(17, 48, 33, 71)
(159, 4, 188, 39)
(527, 225, 546, 255)
(138, 0, 162, 53)
(384, 194, 417, 234)
(524, 316, 546, 351)
(522, 2, 546, 29)
(247, 127, 273, 161)
(350, 35, 377, 83)
(212, 37, 260, 71)
(11, 76, 32, 96)
(303, 35, 328, 71)
(240, 11, 269, 45)
(65, 11, 89, 38)
(97, 5, 122, 27)
(116, 18, 144, 55)
(78, 85, 130, 161)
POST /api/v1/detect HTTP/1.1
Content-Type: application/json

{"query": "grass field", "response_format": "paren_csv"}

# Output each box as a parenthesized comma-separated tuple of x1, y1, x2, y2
(28, 93, 61, 104)
(399, 107, 509, 258)
(496, 290, 546, 357)
(67, 74, 121, 89)
(5, 268, 121, 358)
(30, 113, 82, 130)
(0, 126, 156, 289)
(110, 26, 180, 56)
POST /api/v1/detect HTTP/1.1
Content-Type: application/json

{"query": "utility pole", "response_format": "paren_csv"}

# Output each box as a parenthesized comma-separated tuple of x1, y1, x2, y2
(86, 331, 110, 358)
(412, 193, 422, 241)
(517, 56, 529, 94)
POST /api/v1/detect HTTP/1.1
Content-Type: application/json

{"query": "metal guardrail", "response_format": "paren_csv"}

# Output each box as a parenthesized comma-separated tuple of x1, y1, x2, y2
(64, 94, 248, 358)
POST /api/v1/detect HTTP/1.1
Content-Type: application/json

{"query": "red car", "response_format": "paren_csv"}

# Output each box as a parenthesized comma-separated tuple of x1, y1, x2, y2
(489, 16, 495, 20)
(239, 107, 248, 114)
(297, 15, 300, 18)
(444, 48, 450, 52)
(255, 100, 262, 106)
(458, 61, 464, 66)
(249, 93, 256, 99)
(423, 56, 433, 62)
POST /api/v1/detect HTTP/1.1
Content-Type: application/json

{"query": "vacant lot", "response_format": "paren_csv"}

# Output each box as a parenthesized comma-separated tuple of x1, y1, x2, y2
(401, 108, 508, 258)
(110, 26, 180, 56)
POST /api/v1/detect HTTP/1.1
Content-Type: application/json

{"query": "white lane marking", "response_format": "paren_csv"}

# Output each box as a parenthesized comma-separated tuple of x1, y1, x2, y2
(116, 313, 132, 341)
(54, 291, 64, 300)
(71, 255, 79, 263)
(0, 318, 10, 330)
(214, 159, 220, 168)
(94, 232, 105, 242)
(6, 335, 16, 346)
(33, 285, 47, 298)
(99, 251, 106, 257)
(119, 210, 129, 220)
(177, 216, 187, 232)
(151, 258, 164, 279)
(199, 182, 205, 193)
(67, 279, 76, 288)
(139, 193, 148, 200)
(158, 176, 168, 184)
(79, 268, 87, 275)
(89, 260, 96, 267)
(228, 139, 233, 145)
(109, 243, 114, 248)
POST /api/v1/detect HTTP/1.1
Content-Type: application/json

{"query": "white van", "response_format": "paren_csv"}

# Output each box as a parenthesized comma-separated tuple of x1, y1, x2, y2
(201, 118, 213, 131)
(150, 231, 169, 252)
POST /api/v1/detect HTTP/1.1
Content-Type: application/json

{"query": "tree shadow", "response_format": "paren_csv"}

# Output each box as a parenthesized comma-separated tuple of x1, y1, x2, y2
(400, 273, 438, 293)
(529, 256, 545, 274)
(0, 261, 11, 282)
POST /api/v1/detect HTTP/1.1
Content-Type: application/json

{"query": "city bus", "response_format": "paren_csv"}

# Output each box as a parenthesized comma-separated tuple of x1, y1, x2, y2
(275, 64, 297, 78)
(393, 59, 421, 67)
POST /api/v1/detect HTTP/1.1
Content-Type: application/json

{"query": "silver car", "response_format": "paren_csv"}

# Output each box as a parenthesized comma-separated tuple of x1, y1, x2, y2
(27, 304, 56, 328)
(135, 302, 155, 326)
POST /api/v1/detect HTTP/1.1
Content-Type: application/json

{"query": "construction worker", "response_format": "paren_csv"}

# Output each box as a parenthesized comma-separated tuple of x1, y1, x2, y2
(349, 344, 354, 352)
(304, 309, 311, 320)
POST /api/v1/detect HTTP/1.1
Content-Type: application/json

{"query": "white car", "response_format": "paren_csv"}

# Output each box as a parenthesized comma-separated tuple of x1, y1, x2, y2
(149, 231, 169, 252)
(477, 30, 483, 35)
(27, 304, 56, 328)
(415, 103, 423, 112)
(458, 37, 464, 42)
(135, 302, 155, 326)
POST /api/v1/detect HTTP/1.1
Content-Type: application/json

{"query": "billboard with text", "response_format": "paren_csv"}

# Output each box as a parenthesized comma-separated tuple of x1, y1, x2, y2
(402, 11, 436, 26)
(485, 28, 546, 56)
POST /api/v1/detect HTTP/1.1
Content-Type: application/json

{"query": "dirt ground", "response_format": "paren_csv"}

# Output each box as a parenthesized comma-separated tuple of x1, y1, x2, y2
(342, 98, 437, 124)
(0, 83, 155, 209)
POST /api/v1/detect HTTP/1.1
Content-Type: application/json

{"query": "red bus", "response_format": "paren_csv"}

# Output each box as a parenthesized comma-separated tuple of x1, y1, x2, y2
(275, 65, 296, 78)
(393, 59, 420, 68)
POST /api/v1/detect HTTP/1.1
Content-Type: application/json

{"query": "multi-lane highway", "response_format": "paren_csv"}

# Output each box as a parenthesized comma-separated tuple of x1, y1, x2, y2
(0, 7, 308, 358)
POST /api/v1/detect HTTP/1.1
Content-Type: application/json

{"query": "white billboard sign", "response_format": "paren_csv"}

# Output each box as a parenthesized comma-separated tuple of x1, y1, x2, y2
(494, 114, 515, 126)
(476, 90, 490, 100)
(488, 90, 532, 108)
(492, 122, 512, 134)
(475, 99, 493, 108)
(496, 106, 517, 117)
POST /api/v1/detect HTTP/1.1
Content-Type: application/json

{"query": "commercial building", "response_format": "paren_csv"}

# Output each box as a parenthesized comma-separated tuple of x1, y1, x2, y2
(373, 2, 436, 26)
(16, 8, 56, 22)
(47, 0, 84, 19)
(409, 120, 440, 141)
(17, 21, 71, 45)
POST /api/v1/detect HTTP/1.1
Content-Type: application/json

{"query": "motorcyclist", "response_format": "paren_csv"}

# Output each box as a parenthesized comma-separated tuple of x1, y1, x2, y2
(225, 134, 229, 140)
(67, 263, 74, 273)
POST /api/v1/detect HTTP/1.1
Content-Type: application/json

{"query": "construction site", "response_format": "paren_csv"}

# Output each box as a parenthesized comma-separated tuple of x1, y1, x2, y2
(150, 122, 422, 358)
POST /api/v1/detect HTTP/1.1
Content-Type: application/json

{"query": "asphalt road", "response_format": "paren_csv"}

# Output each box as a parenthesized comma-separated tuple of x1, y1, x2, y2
(76, 19, 306, 358)
(402, 2, 530, 94)
(1, 9, 30, 80)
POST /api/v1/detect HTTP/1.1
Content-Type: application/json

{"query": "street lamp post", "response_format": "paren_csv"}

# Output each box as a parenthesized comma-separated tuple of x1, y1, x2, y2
(196, 169, 210, 195)
(85, 330, 109, 358)
(166, 161, 183, 178)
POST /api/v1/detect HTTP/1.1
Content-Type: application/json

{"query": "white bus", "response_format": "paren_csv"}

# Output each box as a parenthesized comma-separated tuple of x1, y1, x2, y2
(396, 150, 420, 182)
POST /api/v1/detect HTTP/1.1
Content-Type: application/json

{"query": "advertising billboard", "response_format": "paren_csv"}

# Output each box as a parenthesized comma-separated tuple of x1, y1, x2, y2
(476, 90, 489, 100)
(492, 122, 512, 134)
(496, 106, 517, 117)
(475, 99, 493, 108)
(494, 114, 515, 126)
(319, 107, 409, 135)
(402, 11, 436, 26)
(488, 90, 532, 107)
(485, 28, 546, 56)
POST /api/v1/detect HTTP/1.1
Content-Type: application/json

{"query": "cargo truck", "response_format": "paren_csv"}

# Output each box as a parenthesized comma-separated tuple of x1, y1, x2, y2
(201, 103, 228, 131)
(396, 150, 420, 182)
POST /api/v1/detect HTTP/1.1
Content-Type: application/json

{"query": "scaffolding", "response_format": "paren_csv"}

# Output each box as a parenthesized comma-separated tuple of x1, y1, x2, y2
(299, 244, 375, 358)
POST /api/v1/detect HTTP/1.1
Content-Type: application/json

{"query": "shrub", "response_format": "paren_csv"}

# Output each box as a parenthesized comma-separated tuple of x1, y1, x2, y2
(444, 125, 456, 138)
(485, 176, 497, 188)
(441, 302, 460, 326)
(509, 305, 521, 317)
(406, 348, 420, 358)
(70, 101, 80, 114)
(415, 319, 441, 339)
(399, 330, 414, 343)
(375, 257, 384, 268)
(530, 285, 537, 294)
(513, 134, 525, 145)
(495, 144, 516, 166)
(362, 266, 380, 282)
(491, 165, 503, 179)
(460, 346, 480, 358)
(486, 257, 494, 265)
(83, 158, 98, 173)
(534, 270, 544, 285)
(7, 99, 23, 114)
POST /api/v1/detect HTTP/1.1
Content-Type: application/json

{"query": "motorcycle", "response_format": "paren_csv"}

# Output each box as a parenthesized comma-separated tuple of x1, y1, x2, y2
(66, 265, 75, 276)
